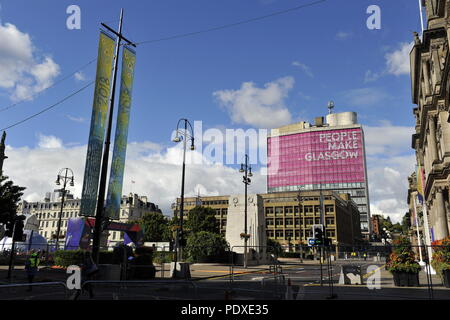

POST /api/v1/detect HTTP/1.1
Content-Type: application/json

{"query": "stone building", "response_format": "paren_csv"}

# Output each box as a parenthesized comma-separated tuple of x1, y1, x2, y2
(174, 190, 362, 249)
(410, 0, 450, 241)
(18, 192, 162, 247)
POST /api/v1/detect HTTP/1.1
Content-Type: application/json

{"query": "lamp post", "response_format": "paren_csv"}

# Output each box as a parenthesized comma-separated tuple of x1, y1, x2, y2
(172, 118, 195, 263)
(296, 192, 304, 263)
(55, 168, 74, 251)
(239, 154, 252, 269)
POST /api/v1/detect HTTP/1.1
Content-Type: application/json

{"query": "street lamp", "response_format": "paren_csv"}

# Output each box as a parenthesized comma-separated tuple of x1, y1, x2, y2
(296, 192, 304, 263)
(239, 154, 252, 269)
(172, 118, 195, 264)
(55, 168, 74, 251)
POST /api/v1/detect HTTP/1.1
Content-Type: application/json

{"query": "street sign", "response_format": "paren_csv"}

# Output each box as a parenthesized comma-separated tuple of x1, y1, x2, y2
(307, 237, 316, 246)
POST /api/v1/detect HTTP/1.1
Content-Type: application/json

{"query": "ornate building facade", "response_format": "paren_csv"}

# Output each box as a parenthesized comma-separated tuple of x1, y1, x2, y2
(410, 0, 450, 242)
(18, 192, 162, 247)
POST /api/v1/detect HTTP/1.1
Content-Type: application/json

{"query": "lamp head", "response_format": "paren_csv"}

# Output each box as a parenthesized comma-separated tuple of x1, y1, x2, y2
(70, 176, 74, 187)
(239, 164, 244, 173)
(173, 135, 181, 143)
(55, 175, 60, 185)
(248, 167, 253, 177)
(190, 138, 195, 150)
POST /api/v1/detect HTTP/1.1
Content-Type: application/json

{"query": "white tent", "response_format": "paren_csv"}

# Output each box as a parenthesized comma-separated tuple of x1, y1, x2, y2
(0, 229, 48, 253)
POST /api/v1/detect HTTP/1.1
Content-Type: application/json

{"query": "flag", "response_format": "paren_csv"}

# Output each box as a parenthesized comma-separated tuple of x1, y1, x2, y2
(105, 45, 137, 220)
(416, 164, 425, 204)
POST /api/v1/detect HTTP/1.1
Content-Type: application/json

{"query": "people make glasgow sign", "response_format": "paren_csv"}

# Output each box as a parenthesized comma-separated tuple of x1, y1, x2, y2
(267, 127, 366, 188)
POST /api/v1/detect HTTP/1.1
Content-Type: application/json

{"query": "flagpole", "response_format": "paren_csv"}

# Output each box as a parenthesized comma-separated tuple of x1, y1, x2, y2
(417, 165, 436, 274)
(418, 0, 425, 36)
(413, 194, 424, 264)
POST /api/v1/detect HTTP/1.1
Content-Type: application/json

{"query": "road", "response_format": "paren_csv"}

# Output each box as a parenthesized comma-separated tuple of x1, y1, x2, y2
(0, 259, 449, 300)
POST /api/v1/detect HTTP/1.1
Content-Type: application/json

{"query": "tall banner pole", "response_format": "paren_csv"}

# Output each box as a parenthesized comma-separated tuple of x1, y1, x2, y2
(105, 46, 137, 220)
(412, 194, 424, 264)
(92, 9, 124, 263)
(80, 32, 116, 217)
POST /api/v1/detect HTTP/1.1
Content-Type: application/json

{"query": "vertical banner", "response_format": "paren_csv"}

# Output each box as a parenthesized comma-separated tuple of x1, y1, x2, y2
(80, 31, 116, 216)
(105, 46, 137, 219)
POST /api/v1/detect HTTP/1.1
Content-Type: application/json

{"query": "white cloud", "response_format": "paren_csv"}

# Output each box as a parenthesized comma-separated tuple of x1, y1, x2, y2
(213, 77, 294, 129)
(364, 70, 384, 83)
(362, 41, 414, 82)
(67, 115, 86, 123)
(385, 41, 414, 76)
(74, 71, 85, 81)
(292, 61, 314, 77)
(335, 31, 352, 40)
(364, 122, 414, 156)
(3, 136, 266, 215)
(364, 123, 416, 223)
(343, 87, 389, 107)
(0, 22, 60, 101)
(37, 133, 64, 149)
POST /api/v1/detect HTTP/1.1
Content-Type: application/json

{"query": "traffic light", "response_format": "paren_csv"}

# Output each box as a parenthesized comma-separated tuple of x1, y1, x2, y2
(314, 226, 323, 245)
(13, 218, 24, 242)
(4, 215, 26, 240)
(4, 221, 14, 237)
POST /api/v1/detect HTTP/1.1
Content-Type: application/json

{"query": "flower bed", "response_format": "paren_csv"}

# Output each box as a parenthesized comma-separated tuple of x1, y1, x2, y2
(386, 237, 421, 287)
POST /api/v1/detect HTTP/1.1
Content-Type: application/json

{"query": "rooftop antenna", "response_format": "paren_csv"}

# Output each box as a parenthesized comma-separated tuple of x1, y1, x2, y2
(327, 101, 335, 114)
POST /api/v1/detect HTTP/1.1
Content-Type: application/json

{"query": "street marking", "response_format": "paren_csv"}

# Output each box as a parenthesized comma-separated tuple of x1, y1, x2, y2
(362, 264, 385, 279)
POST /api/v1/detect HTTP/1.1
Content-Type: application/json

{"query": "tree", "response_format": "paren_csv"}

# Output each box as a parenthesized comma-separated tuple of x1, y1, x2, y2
(267, 238, 282, 255)
(137, 211, 171, 242)
(401, 212, 411, 234)
(184, 231, 229, 262)
(185, 206, 219, 234)
(0, 175, 26, 224)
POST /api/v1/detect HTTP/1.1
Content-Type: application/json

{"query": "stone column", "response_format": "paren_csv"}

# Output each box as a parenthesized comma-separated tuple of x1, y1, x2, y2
(434, 187, 449, 240)
(428, 115, 439, 164)
(422, 61, 432, 96)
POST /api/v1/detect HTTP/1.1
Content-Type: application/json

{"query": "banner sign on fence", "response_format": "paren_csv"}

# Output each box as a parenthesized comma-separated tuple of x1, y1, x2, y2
(105, 46, 137, 220)
(80, 31, 116, 217)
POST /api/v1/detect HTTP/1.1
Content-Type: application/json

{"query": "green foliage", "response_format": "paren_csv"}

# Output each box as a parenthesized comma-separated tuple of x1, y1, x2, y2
(54, 250, 85, 267)
(386, 236, 421, 273)
(431, 237, 450, 277)
(185, 206, 219, 234)
(53, 250, 114, 267)
(266, 238, 282, 255)
(137, 211, 172, 242)
(400, 212, 412, 235)
(184, 231, 229, 262)
(0, 175, 26, 224)
(153, 251, 175, 264)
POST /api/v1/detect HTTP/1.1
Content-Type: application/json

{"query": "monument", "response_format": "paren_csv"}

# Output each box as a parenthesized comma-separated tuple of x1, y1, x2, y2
(225, 194, 268, 265)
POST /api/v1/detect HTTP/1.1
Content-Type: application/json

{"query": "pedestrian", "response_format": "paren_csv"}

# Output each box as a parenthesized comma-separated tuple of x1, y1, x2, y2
(73, 251, 99, 299)
(363, 252, 367, 261)
(25, 251, 40, 292)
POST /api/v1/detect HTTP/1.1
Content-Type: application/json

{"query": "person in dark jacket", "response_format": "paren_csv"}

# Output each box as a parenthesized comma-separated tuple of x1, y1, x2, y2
(74, 251, 98, 299)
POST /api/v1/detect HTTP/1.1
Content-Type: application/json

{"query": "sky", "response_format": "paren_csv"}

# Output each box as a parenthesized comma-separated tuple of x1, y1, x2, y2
(0, 0, 421, 222)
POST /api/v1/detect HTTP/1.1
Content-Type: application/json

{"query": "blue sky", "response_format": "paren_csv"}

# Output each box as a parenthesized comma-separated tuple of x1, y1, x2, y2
(0, 0, 421, 221)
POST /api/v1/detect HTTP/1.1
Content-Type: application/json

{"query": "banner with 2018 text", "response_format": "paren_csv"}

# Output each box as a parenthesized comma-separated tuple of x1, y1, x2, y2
(80, 31, 115, 217)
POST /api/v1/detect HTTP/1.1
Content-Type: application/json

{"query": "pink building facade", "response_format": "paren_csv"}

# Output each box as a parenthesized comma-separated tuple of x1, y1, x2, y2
(267, 113, 370, 235)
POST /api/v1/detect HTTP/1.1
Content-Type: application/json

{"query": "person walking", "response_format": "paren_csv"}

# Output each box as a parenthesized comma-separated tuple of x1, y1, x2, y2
(73, 251, 98, 299)
(25, 251, 40, 292)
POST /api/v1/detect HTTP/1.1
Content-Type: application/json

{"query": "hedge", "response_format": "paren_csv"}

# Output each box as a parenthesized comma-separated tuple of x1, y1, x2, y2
(53, 250, 115, 267)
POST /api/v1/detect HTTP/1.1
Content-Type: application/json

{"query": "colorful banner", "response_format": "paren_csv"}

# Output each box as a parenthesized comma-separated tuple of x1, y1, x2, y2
(416, 164, 425, 204)
(80, 31, 116, 216)
(105, 46, 137, 219)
